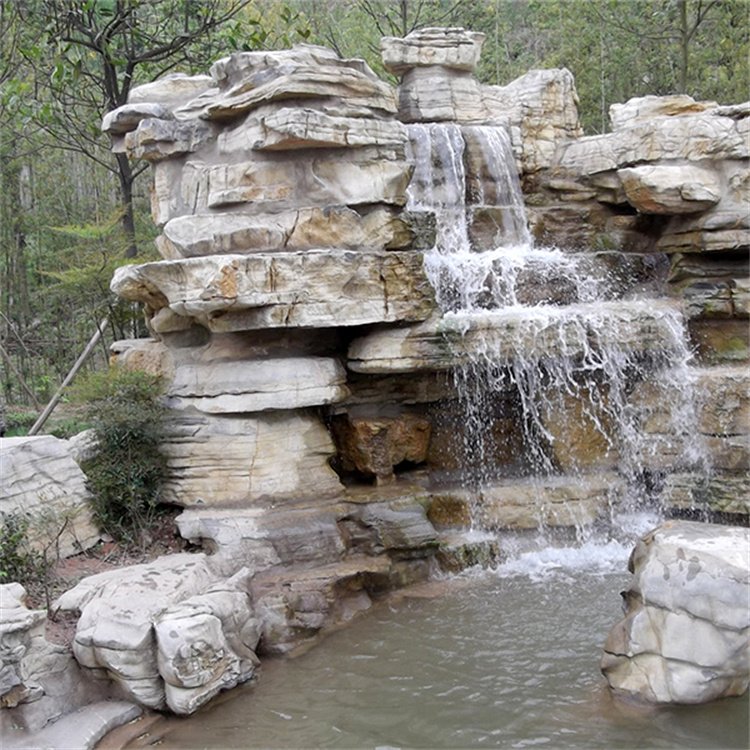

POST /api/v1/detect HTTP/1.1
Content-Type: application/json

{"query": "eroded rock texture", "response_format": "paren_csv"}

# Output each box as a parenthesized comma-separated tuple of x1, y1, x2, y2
(602, 521, 750, 704)
(9, 26, 742, 725)
(0, 436, 99, 558)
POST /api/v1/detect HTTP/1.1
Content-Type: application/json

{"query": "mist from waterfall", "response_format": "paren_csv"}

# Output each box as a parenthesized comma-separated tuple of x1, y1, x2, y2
(406, 122, 708, 534)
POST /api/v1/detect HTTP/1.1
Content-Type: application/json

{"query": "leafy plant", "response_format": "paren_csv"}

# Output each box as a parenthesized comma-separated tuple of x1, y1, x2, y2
(4, 408, 40, 437)
(74, 368, 167, 546)
(0, 511, 48, 586)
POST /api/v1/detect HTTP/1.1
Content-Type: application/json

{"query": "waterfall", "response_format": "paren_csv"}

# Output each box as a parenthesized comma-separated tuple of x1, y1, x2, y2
(406, 123, 708, 532)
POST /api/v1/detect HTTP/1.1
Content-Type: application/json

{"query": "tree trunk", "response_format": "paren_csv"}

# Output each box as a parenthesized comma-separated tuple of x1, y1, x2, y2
(115, 152, 138, 258)
(678, 0, 689, 92)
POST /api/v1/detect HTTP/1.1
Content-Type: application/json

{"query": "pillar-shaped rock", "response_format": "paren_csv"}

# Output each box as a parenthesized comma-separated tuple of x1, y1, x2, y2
(381, 27, 488, 123)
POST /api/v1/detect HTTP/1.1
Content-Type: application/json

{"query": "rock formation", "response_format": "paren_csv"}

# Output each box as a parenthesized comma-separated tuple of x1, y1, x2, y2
(0, 582, 123, 736)
(602, 520, 750, 704)
(2, 26, 748, 729)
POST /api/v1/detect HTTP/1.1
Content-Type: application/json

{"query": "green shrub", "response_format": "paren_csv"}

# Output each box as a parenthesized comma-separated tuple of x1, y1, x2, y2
(0, 512, 48, 585)
(74, 368, 167, 545)
(4, 409, 37, 437)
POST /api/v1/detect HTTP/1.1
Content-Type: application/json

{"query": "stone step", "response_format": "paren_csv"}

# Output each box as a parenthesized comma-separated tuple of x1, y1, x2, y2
(5, 701, 142, 750)
(348, 299, 686, 373)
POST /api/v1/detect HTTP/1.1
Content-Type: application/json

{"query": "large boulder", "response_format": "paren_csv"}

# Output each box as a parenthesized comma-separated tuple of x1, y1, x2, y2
(617, 164, 721, 215)
(159, 411, 343, 507)
(601, 521, 750, 704)
(55, 555, 260, 714)
(0, 436, 99, 558)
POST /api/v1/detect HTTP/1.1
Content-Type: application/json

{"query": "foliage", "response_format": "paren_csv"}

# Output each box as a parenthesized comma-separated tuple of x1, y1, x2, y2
(298, 0, 749, 134)
(74, 368, 168, 546)
(4, 408, 38, 437)
(0, 512, 49, 586)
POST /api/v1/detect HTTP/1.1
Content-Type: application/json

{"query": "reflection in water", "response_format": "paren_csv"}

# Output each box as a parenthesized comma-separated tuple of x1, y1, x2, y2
(137, 550, 749, 750)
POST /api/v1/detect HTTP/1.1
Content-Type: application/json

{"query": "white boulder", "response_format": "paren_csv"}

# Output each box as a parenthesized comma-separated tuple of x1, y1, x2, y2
(0, 436, 99, 558)
(601, 521, 750, 704)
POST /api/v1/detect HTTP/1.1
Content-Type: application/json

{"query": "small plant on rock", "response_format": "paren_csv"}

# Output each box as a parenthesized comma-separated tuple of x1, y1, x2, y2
(74, 368, 167, 547)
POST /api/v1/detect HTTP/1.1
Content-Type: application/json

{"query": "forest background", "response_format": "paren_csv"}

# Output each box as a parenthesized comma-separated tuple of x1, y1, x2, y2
(0, 0, 747, 434)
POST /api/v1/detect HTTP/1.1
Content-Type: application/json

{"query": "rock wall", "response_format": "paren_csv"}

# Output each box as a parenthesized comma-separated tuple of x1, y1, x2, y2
(5, 27, 747, 726)
(102, 26, 748, 661)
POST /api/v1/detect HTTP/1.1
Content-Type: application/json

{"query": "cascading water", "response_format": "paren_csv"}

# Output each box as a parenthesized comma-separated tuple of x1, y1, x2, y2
(406, 122, 708, 538)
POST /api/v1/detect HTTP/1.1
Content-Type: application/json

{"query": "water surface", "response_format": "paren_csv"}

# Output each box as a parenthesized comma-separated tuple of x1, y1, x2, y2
(145, 543, 748, 749)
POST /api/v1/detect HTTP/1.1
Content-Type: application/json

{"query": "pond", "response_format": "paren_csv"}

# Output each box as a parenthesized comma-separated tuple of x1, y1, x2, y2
(134, 533, 749, 749)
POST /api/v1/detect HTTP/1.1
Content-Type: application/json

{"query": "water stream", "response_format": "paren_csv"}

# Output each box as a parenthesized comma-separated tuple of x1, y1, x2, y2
(408, 122, 707, 507)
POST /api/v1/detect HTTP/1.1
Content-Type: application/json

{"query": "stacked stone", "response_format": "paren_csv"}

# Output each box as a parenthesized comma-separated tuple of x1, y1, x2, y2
(69, 43, 481, 714)
(381, 27, 488, 123)
(552, 95, 749, 365)
(519, 93, 750, 517)
(105, 44, 437, 507)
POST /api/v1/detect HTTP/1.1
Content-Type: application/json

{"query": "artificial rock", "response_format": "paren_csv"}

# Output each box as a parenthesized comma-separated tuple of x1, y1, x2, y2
(382, 28, 488, 123)
(53, 554, 256, 711)
(617, 164, 722, 215)
(112, 251, 434, 332)
(602, 521, 750, 704)
(27, 25, 745, 724)
(0, 583, 120, 735)
(0, 436, 99, 558)
(159, 411, 342, 507)
(348, 301, 688, 374)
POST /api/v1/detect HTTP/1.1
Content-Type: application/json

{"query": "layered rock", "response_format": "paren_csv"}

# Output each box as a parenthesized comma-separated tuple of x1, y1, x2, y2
(483, 68, 583, 171)
(381, 28, 488, 123)
(602, 521, 750, 704)
(348, 301, 687, 373)
(66, 27, 750, 723)
(632, 365, 750, 516)
(0, 436, 99, 558)
(111, 250, 434, 333)
(159, 411, 342, 507)
(0, 583, 120, 735)
(543, 95, 749, 363)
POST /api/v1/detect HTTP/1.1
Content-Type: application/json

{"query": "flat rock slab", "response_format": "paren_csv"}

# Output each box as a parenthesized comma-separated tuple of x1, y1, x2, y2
(177, 46, 397, 121)
(111, 250, 435, 332)
(381, 27, 485, 74)
(167, 356, 349, 413)
(558, 111, 748, 174)
(160, 207, 414, 257)
(348, 300, 687, 373)
(602, 520, 750, 704)
(6, 700, 142, 750)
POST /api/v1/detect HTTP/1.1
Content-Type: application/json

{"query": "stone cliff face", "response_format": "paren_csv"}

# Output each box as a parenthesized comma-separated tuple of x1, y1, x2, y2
(101, 26, 747, 702)
(3, 27, 747, 724)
